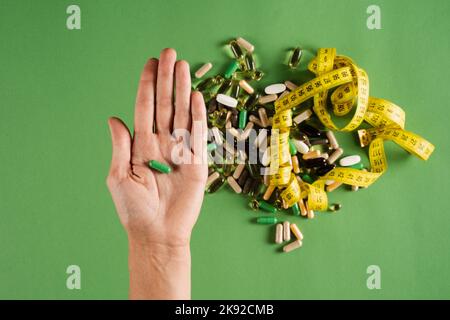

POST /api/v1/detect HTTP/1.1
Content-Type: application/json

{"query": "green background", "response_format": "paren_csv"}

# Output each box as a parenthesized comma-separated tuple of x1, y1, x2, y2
(1, 0, 449, 299)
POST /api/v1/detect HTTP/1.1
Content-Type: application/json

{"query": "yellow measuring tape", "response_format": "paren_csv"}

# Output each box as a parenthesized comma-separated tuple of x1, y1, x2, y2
(271, 48, 435, 211)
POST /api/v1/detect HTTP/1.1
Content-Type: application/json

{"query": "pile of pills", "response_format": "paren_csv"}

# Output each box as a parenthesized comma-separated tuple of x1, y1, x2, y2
(191, 37, 435, 253)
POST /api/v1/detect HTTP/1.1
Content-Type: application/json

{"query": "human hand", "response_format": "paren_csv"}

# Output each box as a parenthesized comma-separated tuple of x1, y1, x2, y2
(106, 48, 207, 248)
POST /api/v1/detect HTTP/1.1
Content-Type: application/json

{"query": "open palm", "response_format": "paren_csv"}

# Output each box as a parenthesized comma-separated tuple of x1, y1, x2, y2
(106, 49, 207, 246)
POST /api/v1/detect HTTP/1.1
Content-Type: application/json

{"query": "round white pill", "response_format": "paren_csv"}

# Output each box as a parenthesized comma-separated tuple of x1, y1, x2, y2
(292, 139, 309, 154)
(339, 155, 361, 167)
(264, 83, 286, 95)
(216, 94, 238, 108)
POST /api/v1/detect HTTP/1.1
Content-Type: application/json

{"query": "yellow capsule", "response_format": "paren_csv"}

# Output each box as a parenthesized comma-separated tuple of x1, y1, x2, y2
(283, 240, 302, 253)
(291, 155, 300, 174)
(290, 223, 303, 241)
(326, 181, 343, 192)
(302, 150, 321, 160)
(263, 184, 275, 200)
(298, 199, 308, 217)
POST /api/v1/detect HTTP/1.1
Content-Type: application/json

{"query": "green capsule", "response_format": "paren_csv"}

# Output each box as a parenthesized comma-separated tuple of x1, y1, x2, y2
(256, 216, 278, 224)
(239, 110, 248, 129)
(148, 160, 172, 174)
(289, 47, 302, 69)
(350, 163, 364, 170)
(301, 174, 314, 184)
(259, 200, 277, 214)
(207, 176, 225, 193)
(207, 143, 217, 152)
(291, 203, 300, 216)
(229, 40, 244, 59)
(288, 139, 297, 155)
(224, 60, 239, 79)
(245, 53, 256, 71)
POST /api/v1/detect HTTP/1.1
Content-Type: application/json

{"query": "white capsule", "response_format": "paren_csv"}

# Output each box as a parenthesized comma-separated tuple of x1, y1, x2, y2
(339, 155, 361, 167)
(325, 179, 335, 186)
(227, 176, 242, 193)
(326, 131, 339, 149)
(216, 93, 238, 108)
(236, 37, 254, 53)
(283, 221, 291, 241)
(284, 80, 298, 91)
(194, 62, 212, 78)
(283, 240, 302, 253)
(293, 109, 313, 124)
(292, 139, 309, 154)
(328, 147, 343, 164)
(265, 83, 287, 95)
(275, 224, 283, 244)
(261, 148, 271, 166)
(254, 129, 268, 148)
(232, 163, 246, 179)
(211, 127, 223, 145)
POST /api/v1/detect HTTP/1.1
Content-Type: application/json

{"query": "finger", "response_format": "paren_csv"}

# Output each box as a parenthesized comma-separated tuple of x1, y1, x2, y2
(173, 60, 192, 132)
(156, 48, 177, 133)
(190, 91, 207, 158)
(134, 58, 158, 135)
(108, 117, 132, 178)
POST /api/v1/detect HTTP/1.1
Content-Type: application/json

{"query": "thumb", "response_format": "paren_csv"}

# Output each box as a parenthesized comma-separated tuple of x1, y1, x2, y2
(107, 117, 132, 178)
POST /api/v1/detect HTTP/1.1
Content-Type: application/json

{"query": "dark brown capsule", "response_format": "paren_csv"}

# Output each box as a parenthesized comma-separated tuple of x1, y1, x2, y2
(245, 94, 260, 111)
(299, 123, 323, 138)
(304, 157, 328, 168)
(237, 169, 249, 186)
(316, 164, 336, 176)
(242, 177, 254, 194)
(310, 138, 329, 146)
(206, 177, 225, 193)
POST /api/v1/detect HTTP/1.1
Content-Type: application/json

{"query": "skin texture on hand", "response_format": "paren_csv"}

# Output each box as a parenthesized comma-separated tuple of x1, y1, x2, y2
(106, 48, 207, 299)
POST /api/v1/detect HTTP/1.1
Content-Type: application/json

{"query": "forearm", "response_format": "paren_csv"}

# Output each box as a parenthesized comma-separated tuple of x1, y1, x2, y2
(128, 235, 191, 300)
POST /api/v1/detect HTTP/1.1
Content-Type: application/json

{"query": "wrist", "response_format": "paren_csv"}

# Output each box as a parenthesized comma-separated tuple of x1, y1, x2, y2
(127, 234, 191, 300)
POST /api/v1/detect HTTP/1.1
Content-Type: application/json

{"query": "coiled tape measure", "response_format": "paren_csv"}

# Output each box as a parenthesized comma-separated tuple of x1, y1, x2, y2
(270, 48, 435, 210)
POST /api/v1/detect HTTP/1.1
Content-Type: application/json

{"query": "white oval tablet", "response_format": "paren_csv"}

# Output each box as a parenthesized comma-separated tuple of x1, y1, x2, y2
(264, 83, 286, 95)
(292, 139, 309, 154)
(216, 93, 238, 108)
(339, 155, 361, 167)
